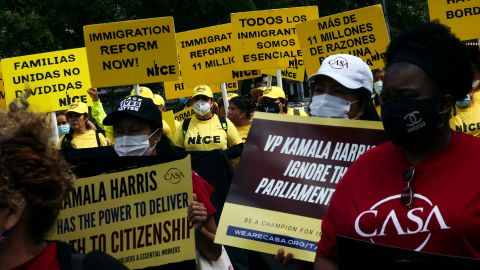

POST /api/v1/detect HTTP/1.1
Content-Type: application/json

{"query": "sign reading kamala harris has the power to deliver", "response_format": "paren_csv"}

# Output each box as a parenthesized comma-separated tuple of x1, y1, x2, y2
(215, 113, 387, 262)
(84, 17, 179, 87)
(49, 156, 195, 269)
(296, 5, 389, 76)
(1, 48, 91, 112)
(231, 6, 319, 70)
(428, 0, 480, 41)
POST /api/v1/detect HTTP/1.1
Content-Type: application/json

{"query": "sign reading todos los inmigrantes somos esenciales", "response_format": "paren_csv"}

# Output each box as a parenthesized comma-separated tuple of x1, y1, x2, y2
(83, 17, 179, 88)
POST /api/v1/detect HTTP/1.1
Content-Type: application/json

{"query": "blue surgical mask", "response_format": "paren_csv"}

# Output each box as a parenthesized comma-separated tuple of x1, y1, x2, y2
(58, 124, 70, 136)
(456, 94, 471, 108)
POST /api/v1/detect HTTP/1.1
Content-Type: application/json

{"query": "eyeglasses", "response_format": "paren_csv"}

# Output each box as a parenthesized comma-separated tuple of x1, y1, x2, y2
(401, 166, 415, 208)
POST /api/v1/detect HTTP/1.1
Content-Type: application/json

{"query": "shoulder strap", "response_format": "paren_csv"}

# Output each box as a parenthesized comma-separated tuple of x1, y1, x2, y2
(294, 108, 300, 115)
(182, 118, 192, 138)
(218, 116, 228, 133)
(95, 131, 101, 147)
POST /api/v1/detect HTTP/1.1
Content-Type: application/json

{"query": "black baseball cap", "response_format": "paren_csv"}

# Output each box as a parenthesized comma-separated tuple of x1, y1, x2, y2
(103, 95, 163, 129)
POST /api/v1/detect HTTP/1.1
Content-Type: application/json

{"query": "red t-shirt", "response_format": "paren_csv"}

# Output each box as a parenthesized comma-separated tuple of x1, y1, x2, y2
(317, 131, 480, 259)
(12, 242, 59, 270)
(192, 171, 216, 217)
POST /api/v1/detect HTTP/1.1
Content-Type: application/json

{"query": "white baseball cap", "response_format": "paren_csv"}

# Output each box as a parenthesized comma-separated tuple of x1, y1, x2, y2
(307, 54, 373, 93)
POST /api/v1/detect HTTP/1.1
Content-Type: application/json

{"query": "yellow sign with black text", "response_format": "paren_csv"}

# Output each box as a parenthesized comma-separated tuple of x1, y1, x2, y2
(263, 65, 305, 82)
(177, 24, 239, 86)
(49, 157, 195, 269)
(296, 5, 389, 76)
(428, 0, 480, 41)
(174, 106, 196, 122)
(0, 66, 6, 110)
(231, 6, 319, 70)
(163, 110, 177, 136)
(165, 80, 238, 100)
(1, 48, 92, 112)
(84, 17, 179, 87)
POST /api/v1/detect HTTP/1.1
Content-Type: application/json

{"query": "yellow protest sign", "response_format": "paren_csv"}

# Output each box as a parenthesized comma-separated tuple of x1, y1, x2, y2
(174, 106, 195, 122)
(296, 4, 390, 76)
(231, 6, 319, 70)
(163, 110, 177, 136)
(49, 157, 195, 269)
(0, 66, 6, 110)
(231, 69, 262, 81)
(1, 48, 92, 112)
(84, 17, 179, 87)
(165, 80, 238, 100)
(428, 0, 480, 41)
(263, 65, 305, 82)
(177, 24, 239, 86)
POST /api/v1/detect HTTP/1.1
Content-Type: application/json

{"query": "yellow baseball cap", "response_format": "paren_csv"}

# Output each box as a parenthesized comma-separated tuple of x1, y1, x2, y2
(153, 94, 165, 106)
(191, 85, 213, 99)
(66, 102, 88, 115)
(258, 86, 286, 103)
(250, 86, 266, 97)
(217, 92, 239, 104)
(129, 86, 154, 99)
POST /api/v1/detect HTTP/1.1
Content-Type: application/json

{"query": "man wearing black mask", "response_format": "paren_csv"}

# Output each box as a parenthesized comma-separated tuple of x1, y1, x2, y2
(256, 86, 307, 116)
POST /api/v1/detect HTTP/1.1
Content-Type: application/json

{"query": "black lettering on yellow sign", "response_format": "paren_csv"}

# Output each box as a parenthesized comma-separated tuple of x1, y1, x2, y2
(0, 92, 5, 99)
(446, 6, 480, 19)
(148, 193, 189, 215)
(456, 122, 480, 132)
(205, 56, 234, 68)
(175, 109, 195, 121)
(282, 70, 296, 79)
(110, 217, 193, 253)
(14, 81, 83, 98)
(69, 237, 87, 254)
(321, 23, 374, 42)
(89, 26, 171, 42)
(243, 50, 302, 63)
(103, 58, 139, 70)
(181, 33, 232, 48)
(13, 54, 75, 70)
(57, 216, 76, 235)
(62, 181, 107, 210)
(146, 61, 176, 76)
(226, 82, 237, 88)
(256, 38, 296, 49)
(174, 83, 185, 91)
(232, 70, 260, 79)
(288, 58, 304, 67)
(58, 93, 88, 107)
(239, 15, 307, 27)
(100, 41, 158, 55)
(187, 134, 221, 145)
(98, 204, 132, 225)
(110, 170, 158, 200)
(237, 28, 297, 39)
(13, 70, 61, 84)
(190, 45, 231, 58)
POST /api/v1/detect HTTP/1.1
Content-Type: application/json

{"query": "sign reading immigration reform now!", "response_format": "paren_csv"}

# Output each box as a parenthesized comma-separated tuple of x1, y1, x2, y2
(231, 6, 319, 70)
(49, 157, 195, 269)
(296, 4, 389, 76)
(428, 0, 480, 41)
(1, 48, 91, 112)
(84, 17, 179, 87)
(215, 113, 387, 261)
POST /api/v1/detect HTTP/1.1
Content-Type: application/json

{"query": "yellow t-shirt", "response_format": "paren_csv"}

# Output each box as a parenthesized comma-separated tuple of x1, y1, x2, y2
(287, 107, 308, 116)
(236, 124, 251, 143)
(57, 130, 108, 149)
(174, 114, 243, 151)
(162, 119, 174, 141)
(449, 102, 480, 137)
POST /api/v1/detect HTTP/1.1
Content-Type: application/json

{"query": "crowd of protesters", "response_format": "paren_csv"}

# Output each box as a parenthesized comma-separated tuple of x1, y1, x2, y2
(1, 20, 480, 270)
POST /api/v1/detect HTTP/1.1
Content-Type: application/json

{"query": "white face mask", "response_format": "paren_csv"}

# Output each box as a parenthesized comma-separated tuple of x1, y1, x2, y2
(114, 129, 159, 156)
(193, 100, 212, 116)
(309, 94, 356, 119)
(373, 81, 383, 96)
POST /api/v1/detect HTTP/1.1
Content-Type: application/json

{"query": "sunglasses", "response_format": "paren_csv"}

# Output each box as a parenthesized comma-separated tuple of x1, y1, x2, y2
(401, 166, 415, 208)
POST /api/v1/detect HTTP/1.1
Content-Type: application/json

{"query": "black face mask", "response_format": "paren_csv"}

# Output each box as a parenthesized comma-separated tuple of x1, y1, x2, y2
(381, 96, 445, 145)
(257, 102, 281, 113)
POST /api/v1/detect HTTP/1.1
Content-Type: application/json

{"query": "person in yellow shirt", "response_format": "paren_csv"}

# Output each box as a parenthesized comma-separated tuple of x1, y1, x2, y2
(227, 96, 255, 142)
(57, 102, 108, 149)
(256, 86, 308, 116)
(217, 92, 239, 118)
(87, 88, 115, 142)
(449, 53, 480, 136)
(173, 85, 244, 158)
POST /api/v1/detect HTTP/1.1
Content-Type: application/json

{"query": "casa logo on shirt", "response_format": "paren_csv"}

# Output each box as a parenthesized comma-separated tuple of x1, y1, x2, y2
(164, 168, 184, 184)
(354, 194, 451, 251)
(187, 134, 221, 145)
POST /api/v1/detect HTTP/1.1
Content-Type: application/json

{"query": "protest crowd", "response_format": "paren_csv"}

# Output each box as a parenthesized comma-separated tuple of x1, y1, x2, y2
(0, 1, 480, 270)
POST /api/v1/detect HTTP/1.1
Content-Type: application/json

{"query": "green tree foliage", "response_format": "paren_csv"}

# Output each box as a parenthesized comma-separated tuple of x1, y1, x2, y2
(0, 0, 428, 57)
